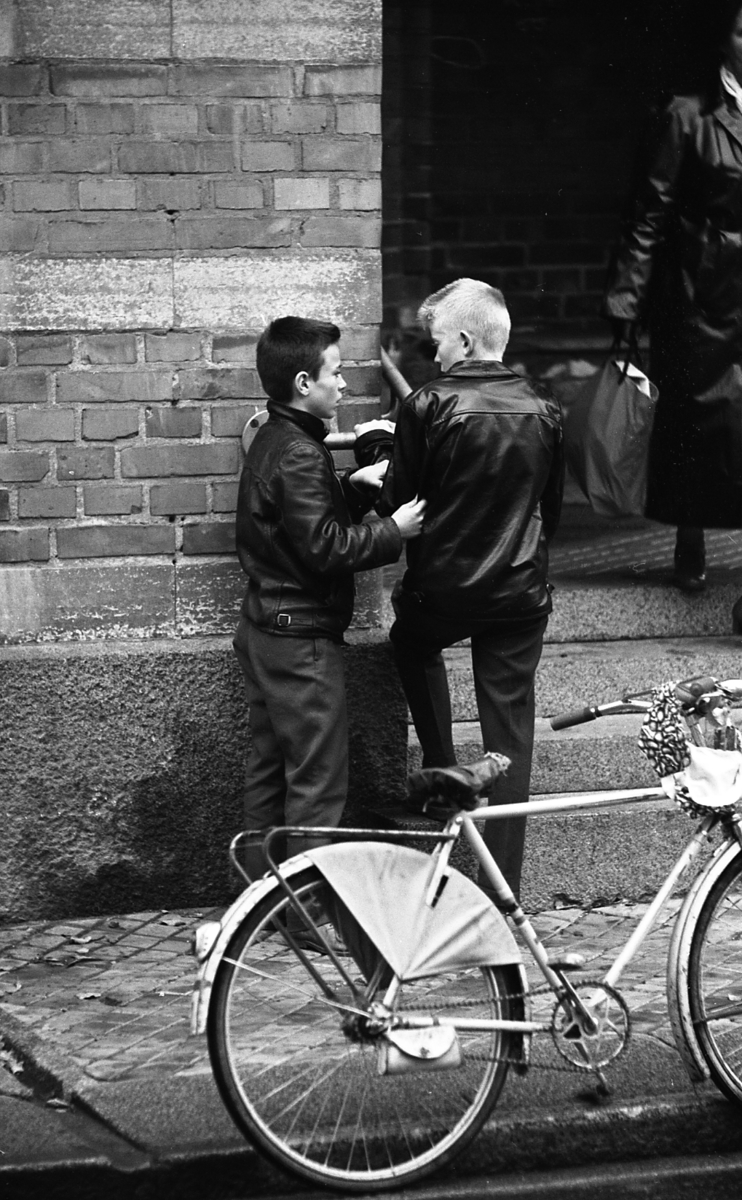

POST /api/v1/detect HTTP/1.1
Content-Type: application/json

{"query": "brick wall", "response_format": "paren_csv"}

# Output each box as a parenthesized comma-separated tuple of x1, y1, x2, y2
(0, 0, 382, 642)
(383, 0, 697, 352)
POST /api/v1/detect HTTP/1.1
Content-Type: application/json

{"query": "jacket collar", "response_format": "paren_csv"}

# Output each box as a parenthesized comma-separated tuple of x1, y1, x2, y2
(713, 90, 742, 153)
(267, 400, 328, 443)
(444, 359, 511, 379)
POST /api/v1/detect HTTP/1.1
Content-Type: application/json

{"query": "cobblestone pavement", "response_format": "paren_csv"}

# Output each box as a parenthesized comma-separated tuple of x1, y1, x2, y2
(0, 898, 683, 1090)
(550, 527, 742, 577)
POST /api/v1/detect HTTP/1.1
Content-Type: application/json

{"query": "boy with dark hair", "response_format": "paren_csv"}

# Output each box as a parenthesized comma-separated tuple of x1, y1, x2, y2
(234, 316, 425, 884)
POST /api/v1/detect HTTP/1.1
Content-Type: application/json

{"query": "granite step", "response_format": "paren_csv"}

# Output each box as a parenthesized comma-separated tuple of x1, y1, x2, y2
(440, 636, 742, 722)
(404, 703, 721, 910)
(407, 712, 656, 794)
(390, 781, 707, 912)
(519, 790, 710, 910)
(381, 575, 742, 643)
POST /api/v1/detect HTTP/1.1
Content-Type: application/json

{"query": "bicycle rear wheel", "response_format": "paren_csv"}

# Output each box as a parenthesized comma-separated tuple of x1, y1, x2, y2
(688, 852, 742, 1104)
(207, 865, 518, 1192)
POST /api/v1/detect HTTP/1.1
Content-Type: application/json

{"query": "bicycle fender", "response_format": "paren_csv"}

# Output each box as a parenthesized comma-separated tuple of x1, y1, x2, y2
(305, 841, 522, 981)
(666, 838, 742, 1083)
(190, 853, 314, 1036)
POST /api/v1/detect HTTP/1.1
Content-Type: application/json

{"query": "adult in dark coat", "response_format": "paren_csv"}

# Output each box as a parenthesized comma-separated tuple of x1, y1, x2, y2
(604, 1, 742, 611)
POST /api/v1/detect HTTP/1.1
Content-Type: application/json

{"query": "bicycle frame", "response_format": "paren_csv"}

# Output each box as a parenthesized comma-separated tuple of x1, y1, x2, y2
(377, 789, 727, 1054)
(461, 788, 719, 1003)
(195, 675, 742, 1191)
(193, 785, 738, 1068)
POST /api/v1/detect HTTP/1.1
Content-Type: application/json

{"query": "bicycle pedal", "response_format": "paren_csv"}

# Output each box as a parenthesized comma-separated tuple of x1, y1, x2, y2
(547, 952, 585, 971)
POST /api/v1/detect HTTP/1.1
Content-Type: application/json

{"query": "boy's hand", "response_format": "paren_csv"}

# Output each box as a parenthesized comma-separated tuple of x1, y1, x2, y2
(391, 496, 426, 540)
(348, 461, 389, 492)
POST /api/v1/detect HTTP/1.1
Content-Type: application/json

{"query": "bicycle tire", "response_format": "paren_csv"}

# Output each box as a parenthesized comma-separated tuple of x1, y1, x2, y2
(207, 865, 518, 1192)
(687, 850, 742, 1104)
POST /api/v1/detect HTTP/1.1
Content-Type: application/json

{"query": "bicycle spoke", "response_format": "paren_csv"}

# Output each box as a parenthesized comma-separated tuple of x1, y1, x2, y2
(209, 867, 516, 1188)
(323, 1057, 363, 1167)
(697, 999, 742, 1023)
(291, 1049, 345, 1156)
(224, 955, 368, 1017)
(688, 851, 742, 1105)
(254, 1050, 351, 1119)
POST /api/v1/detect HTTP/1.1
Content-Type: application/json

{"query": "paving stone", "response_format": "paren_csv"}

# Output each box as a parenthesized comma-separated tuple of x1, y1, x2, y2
(0, 900, 681, 1096)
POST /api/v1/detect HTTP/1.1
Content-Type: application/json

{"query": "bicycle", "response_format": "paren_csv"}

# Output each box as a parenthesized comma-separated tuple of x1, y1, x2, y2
(191, 674, 742, 1192)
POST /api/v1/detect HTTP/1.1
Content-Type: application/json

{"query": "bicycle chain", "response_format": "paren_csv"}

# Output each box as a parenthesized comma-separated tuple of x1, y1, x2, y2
(397, 979, 620, 1075)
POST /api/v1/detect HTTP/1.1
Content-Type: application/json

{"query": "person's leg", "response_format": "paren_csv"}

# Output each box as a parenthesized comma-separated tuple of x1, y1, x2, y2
(248, 627, 348, 861)
(470, 615, 547, 904)
(233, 618, 288, 881)
(389, 586, 457, 767)
(673, 527, 706, 591)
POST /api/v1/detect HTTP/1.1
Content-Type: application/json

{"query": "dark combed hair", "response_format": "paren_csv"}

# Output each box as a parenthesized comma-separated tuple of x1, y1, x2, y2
(256, 316, 341, 404)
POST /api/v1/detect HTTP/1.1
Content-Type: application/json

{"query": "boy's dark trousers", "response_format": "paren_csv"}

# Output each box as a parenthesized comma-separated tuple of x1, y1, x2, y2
(233, 616, 347, 882)
(390, 586, 547, 903)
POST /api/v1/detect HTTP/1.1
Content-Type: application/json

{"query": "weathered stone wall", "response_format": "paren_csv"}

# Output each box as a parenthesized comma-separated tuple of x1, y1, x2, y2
(0, 1, 400, 923)
(0, 0, 383, 642)
(0, 631, 407, 922)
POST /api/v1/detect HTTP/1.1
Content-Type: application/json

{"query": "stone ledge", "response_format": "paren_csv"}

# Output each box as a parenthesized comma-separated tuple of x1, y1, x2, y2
(408, 714, 658, 794)
(0, 631, 406, 922)
(0, 560, 386, 643)
(442, 636, 742, 720)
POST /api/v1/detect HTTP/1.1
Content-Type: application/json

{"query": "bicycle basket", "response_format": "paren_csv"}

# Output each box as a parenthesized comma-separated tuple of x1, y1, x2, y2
(638, 681, 742, 816)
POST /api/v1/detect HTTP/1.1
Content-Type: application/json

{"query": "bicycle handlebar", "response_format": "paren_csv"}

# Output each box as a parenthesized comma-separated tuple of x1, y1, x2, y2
(550, 706, 600, 731)
(550, 677, 742, 732)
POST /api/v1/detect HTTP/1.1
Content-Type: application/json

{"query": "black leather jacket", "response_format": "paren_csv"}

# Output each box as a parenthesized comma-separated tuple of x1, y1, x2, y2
(375, 361, 563, 618)
(236, 403, 402, 640)
(603, 88, 742, 527)
(604, 89, 742, 399)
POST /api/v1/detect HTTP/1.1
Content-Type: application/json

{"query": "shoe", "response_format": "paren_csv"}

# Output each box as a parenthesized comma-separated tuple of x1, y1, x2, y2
(672, 571, 706, 593)
(673, 528, 705, 593)
(733, 596, 742, 635)
(291, 923, 349, 955)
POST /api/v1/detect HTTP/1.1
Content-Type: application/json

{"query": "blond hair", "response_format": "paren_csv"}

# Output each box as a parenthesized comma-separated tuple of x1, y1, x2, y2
(417, 278, 511, 358)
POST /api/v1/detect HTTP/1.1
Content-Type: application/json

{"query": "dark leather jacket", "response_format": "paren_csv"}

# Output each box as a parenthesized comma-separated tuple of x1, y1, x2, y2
(603, 88, 742, 527)
(376, 361, 563, 618)
(604, 89, 742, 399)
(236, 402, 402, 640)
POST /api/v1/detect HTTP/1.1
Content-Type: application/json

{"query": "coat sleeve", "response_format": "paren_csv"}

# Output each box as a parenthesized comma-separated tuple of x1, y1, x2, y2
(603, 97, 690, 322)
(376, 397, 428, 516)
(276, 442, 402, 576)
(540, 425, 564, 543)
(339, 470, 374, 522)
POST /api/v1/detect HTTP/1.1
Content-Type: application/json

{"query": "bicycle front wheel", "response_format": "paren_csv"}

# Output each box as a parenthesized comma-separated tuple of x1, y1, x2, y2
(207, 866, 518, 1192)
(688, 851, 742, 1104)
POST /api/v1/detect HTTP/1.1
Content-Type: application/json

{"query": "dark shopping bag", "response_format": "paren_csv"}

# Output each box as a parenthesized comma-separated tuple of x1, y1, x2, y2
(563, 359, 658, 517)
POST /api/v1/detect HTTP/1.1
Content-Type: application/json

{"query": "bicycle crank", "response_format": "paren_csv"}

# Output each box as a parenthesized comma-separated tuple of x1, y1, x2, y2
(551, 980, 630, 1072)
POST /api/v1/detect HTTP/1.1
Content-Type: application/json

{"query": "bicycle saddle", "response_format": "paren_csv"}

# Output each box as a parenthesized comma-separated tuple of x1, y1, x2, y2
(405, 752, 511, 819)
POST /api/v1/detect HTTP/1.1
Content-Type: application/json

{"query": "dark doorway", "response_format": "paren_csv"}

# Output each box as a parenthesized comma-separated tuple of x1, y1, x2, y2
(382, 0, 704, 348)
(380, 2, 742, 596)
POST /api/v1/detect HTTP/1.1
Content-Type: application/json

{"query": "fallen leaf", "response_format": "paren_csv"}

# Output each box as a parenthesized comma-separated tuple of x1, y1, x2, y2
(159, 916, 187, 927)
(76, 991, 102, 1001)
(0, 1049, 23, 1075)
(46, 1098, 70, 1110)
(68, 936, 92, 945)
